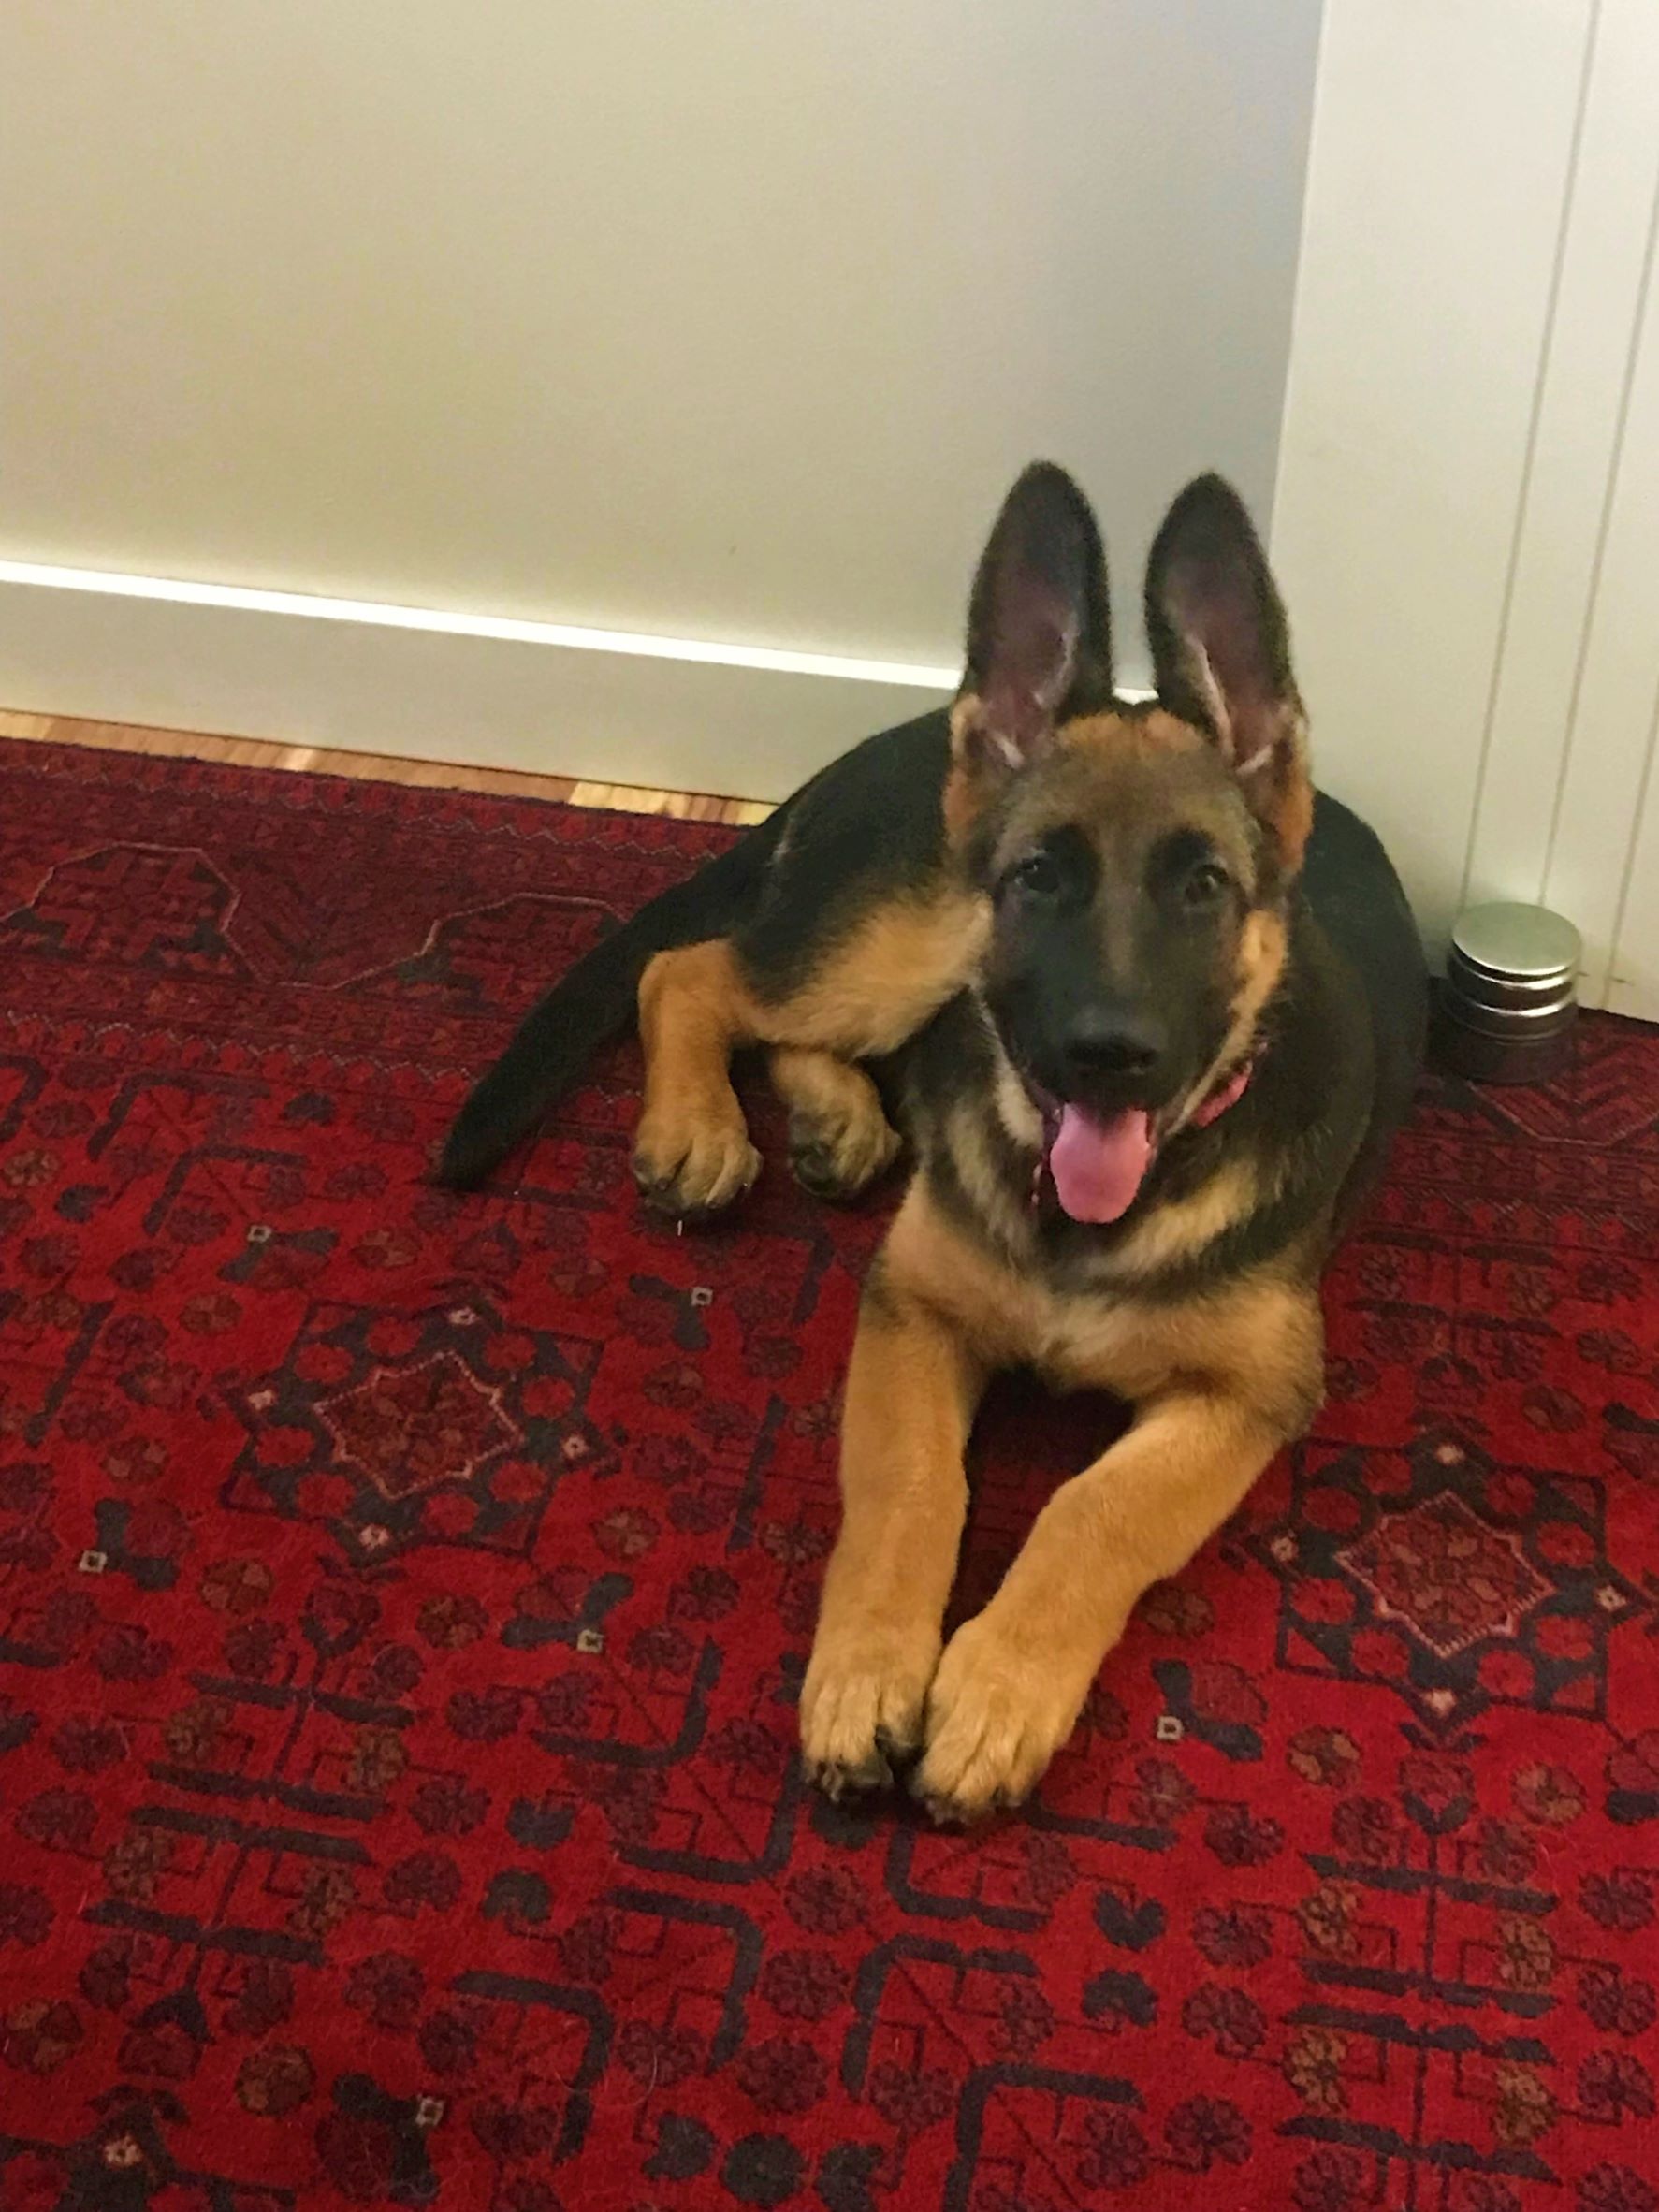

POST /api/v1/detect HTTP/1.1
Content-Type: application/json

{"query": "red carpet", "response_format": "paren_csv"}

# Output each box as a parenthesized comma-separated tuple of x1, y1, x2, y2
(2, 737, 1657, 2212)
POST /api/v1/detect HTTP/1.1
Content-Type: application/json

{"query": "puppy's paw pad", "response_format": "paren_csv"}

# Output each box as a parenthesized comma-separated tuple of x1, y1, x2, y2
(804, 1744, 894, 1801)
(800, 1643, 934, 1799)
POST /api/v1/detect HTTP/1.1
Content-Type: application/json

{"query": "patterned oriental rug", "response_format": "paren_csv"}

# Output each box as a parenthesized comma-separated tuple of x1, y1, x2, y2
(1, 736, 1657, 2212)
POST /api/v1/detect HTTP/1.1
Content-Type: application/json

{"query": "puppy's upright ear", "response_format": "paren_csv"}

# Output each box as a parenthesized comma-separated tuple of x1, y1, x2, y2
(1145, 474, 1313, 881)
(946, 463, 1113, 838)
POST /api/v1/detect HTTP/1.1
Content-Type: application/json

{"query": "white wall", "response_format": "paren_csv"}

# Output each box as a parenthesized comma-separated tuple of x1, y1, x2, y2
(1273, 0, 1659, 1017)
(0, 2, 1320, 791)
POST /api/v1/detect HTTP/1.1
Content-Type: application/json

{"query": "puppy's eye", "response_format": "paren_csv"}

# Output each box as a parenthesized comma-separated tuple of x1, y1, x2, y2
(1184, 860, 1230, 907)
(1009, 851, 1062, 899)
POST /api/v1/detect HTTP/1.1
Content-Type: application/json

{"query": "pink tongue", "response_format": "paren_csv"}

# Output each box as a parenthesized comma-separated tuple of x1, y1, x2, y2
(1048, 1104, 1154, 1223)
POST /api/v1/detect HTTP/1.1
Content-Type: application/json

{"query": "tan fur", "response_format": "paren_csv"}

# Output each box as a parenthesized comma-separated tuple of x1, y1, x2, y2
(633, 890, 984, 1211)
(634, 939, 765, 1209)
(1090, 1157, 1264, 1283)
(767, 891, 988, 1052)
(803, 1180, 1323, 1815)
(945, 704, 1215, 851)
(881, 1180, 1320, 1416)
(1002, 700, 1312, 885)
(946, 1086, 1039, 1258)
(991, 1051, 1046, 1150)
(1121, 692, 1314, 881)
(915, 1382, 1293, 1814)
(769, 1047, 900, 1197)
(1260, 712, 1316, 876)
(1165, 906, 1289, 1143)
(1070, 705, 1208, 763)
(798, 1270, 984, 1790)
(1234, 909, 1289, 1041)
(942, 696, 1007, 846)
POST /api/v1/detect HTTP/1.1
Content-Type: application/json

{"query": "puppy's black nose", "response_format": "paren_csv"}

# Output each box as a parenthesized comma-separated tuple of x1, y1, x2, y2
(1057, 1007, 1167, 1084)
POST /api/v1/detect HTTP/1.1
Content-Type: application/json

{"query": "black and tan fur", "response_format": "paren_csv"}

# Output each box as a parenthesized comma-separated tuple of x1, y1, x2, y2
(441, 464, 1427, 1822)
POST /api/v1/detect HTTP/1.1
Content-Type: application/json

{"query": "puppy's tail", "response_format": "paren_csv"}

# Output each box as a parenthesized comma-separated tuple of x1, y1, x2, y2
(436, 810, 787, 1190)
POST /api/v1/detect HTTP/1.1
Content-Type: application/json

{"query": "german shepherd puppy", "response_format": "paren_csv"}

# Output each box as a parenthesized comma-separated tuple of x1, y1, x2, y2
(440, 464, 1427, 1821)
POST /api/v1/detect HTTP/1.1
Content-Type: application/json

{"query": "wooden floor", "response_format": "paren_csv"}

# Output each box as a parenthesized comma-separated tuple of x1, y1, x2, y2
(0, 707, 774, 826)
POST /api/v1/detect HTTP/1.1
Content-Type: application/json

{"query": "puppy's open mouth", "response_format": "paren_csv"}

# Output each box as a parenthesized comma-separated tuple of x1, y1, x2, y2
(1037, 1099, 1156, 1225)
(1022, 1060, 1253, 1227)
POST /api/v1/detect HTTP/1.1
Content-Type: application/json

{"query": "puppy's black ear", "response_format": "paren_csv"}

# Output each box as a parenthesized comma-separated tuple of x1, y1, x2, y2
(1145, 473, 1312, 878)
(952, 462, 1113, 783)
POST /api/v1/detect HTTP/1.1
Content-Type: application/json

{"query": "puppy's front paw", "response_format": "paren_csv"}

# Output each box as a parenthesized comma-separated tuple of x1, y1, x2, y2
(913, 1612, 1091, 1823)
(800, 1624, 939, 1798)
(633, 1100, 760, 1217)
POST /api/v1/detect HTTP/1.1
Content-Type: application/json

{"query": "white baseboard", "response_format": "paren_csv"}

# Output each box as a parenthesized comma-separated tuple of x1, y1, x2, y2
(0, 561, 961, 800)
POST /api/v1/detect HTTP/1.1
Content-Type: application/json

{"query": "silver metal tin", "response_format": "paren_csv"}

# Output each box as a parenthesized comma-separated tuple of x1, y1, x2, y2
(1450, 901, 1580, 982)
(1443, 982, 1577, 1033)
(1446, 950, 1576, 1019)
(1435, 901, 1580, 1084)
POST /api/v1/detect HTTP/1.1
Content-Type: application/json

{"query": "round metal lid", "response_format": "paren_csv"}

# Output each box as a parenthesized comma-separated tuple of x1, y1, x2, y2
(1450, 901, 1580, 983)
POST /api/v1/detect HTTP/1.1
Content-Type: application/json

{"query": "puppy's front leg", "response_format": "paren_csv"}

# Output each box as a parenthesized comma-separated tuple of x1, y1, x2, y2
(800, 1262, 985, 1796)
(917, 1351, 1315, 1822)
(633, 939, 762, 1215)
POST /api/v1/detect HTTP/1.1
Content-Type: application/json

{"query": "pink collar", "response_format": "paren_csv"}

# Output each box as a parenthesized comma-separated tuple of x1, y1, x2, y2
(1189, 1055, 1254, 1129)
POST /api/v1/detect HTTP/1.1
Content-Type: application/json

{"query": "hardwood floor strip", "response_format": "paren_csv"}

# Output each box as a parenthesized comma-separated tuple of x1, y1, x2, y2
(0, 707, 774, 825)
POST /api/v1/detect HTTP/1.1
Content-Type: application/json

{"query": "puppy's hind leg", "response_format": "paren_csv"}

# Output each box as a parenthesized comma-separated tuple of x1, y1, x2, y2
(770, 1047, 901, 1201)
